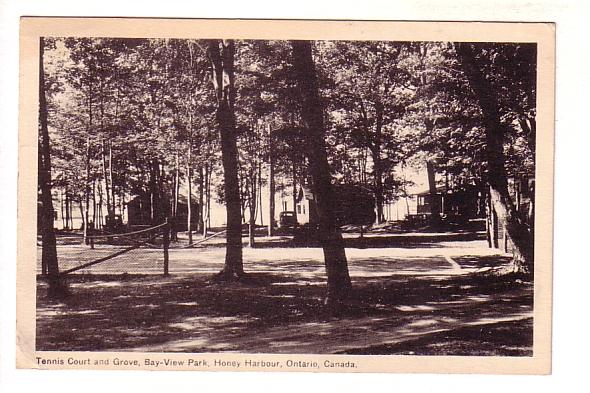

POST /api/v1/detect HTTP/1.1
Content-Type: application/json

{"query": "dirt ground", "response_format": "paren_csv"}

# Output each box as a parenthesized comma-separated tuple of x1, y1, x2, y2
(36, 236, 533, 355)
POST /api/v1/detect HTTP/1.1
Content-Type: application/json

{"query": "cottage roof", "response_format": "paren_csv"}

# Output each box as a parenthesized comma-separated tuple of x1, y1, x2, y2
(296, 186, 314, 202)
(415, 186, 447, 196)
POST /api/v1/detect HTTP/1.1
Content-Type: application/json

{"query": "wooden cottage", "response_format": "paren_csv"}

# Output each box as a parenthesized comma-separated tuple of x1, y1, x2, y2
(294, 184, 375, 226)
(127, 193, 199, 230)
(415, 184, 482, 221)
(295, 186, 319, 225)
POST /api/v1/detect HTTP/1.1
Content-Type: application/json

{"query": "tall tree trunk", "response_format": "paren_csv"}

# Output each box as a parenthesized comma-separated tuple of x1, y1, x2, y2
(248, 170, 257, 247)
(268, 128, 275, 236)
(456, 43, 534, 274)
(424, 118, 442, 228)
(69, 195, 74, 230)
(426, 160, 442, 227)
(207, 39, 243, 280)
(292, 159, 298, 222)
(372, 102, 385, 224)
(291, 40, 352, 305)
(97, 181, 104, 228)
(198, 166, 204, 234)
(64, 188, 70, 230)
(38, 37, 67, 298)
(109, 136, 116, 216)
(359, 99, 385, 224)
(491, 198, 499, 248)
(78, 200, 84, 230)
(98, 60, 110, 218)
(120, 192, 125, 221)
(485, 191, 493, 248)
(149, 167, 155, 222)
(92, 178, 97, 227)
(59, 186, 65, 230)
(207, 163, 212, 229)
(149, 160, 164, 223)
(187, 135, 193, 245)
(257, 162, 263, 226)
(101, 138, 113, 217)
(174, 150, 180, 218)
(239, 169, 247, 224)
(83, 135, 91, 244)
(83, 67, 93, 244)
(159, 163, 166, 220)
(371, 145, 384, 224)
(202, 163, 209, 237)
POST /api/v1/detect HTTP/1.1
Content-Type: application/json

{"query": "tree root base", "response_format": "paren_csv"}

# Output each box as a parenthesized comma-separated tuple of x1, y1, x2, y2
(475, 265, 532, 283)
(323, 284, 354, 315)
(210, 269, 246, 284)
(46, 279, 71, 300)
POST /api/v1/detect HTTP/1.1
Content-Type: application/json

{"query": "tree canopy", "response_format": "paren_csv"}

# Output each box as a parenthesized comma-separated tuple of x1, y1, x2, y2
(39, 37, 537, 298)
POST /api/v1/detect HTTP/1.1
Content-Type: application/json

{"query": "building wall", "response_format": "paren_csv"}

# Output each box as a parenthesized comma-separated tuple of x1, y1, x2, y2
(382, 197, 418, 221)
(295, 199, 311, 224)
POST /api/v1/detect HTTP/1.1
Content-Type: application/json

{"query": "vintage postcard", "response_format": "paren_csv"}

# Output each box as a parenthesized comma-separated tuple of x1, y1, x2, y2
(18, 17, 554, 374)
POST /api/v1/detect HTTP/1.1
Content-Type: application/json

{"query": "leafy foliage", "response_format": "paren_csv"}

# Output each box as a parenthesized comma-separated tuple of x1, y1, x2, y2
(43, 38, 536, 229)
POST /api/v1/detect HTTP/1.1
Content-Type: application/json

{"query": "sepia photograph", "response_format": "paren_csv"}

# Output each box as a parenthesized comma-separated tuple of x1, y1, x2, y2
(17, 18, 554, 374)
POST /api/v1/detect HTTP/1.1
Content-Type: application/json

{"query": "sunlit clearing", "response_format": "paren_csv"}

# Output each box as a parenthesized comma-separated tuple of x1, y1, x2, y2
(37, 309, 62, 317)
(69, 310, 99, 315)
(406, 319, 440, 328)
(465, 295, 491, 302)
(168, 322, 201, 330)
(265, 295, 295, 299)
(269, 341, 305, 348)
(87, 282, 123, 288)
(132, 304, 160, 309)
(395, 305, 436, 312)
(271, 281, 322, 286)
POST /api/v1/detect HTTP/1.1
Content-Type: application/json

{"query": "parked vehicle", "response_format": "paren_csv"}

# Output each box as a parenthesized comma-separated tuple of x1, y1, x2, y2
(104, 214, 124, 232)
(278, 211, 297, 229)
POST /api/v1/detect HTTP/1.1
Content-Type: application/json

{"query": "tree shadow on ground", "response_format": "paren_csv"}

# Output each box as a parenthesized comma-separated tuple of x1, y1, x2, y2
(36, 254, 532, 355)
(180, 231, 487, 250)
(291, 232, 487, 249)
(453, 255, 513, 269)
(341, 232, 487, 249)
(339, 318, 533, 356)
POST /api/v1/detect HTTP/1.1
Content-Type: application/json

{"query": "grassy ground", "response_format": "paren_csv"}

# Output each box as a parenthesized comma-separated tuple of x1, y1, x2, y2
(36, 236, 533, 355)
